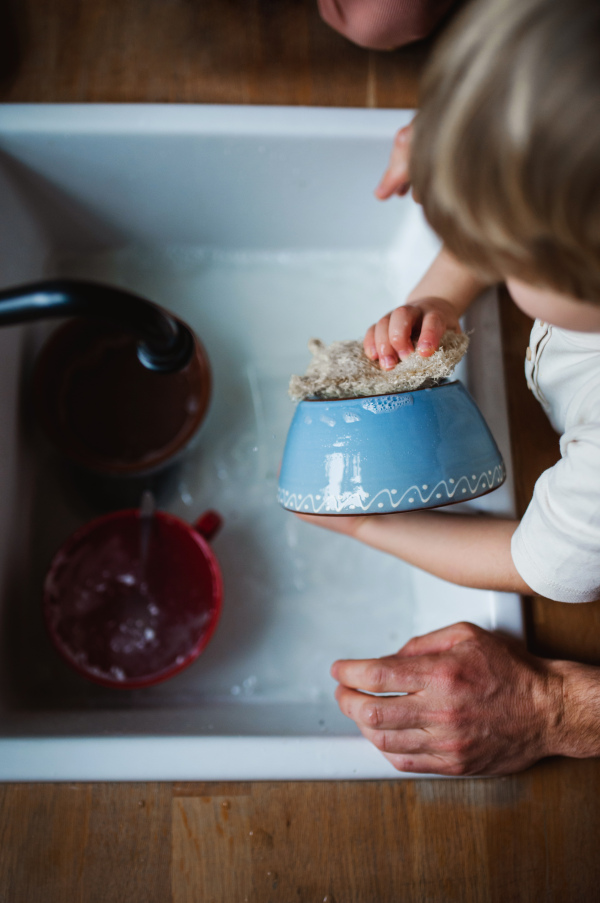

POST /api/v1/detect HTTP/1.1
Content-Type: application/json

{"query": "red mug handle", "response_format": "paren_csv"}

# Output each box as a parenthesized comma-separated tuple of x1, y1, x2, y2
(194, 510, 223, 542)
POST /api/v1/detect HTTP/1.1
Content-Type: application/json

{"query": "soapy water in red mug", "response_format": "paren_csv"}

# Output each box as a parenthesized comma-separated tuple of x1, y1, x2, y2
(44, 511, 218, 684)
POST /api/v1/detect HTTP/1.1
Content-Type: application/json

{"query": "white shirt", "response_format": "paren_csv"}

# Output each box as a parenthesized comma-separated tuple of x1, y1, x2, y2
(511, 319, 600, 602)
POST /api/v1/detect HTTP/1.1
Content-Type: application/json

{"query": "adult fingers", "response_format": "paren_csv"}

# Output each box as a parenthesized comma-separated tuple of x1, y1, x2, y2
(382, 752, 460, 776)
(359, 725, 437, 756)
(331, 653, 430, 693)
(397, 621, 484, 658)
(334, 684, 425, 730)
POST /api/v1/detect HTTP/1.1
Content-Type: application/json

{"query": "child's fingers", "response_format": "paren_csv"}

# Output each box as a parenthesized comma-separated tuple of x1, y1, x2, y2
(375, 168, 410, 200)
(415, 308, 449, 357)
(363, 323, 378, 360)
(293, 512, 365, 537)
(374, 314, 400, 369)
(388, 305, 421, 361)
(374, 124, 413, 200)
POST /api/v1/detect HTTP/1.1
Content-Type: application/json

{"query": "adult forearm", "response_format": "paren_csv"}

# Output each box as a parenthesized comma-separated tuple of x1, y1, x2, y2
(548, 660, 600, 759)
(352, 510, 532, 593)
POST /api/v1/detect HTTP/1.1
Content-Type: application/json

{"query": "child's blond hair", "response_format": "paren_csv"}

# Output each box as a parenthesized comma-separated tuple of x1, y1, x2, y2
(411, 0, 600, 302)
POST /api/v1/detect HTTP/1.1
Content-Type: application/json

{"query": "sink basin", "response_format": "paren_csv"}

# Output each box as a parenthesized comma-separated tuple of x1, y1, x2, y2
(0, 105, 522, 780)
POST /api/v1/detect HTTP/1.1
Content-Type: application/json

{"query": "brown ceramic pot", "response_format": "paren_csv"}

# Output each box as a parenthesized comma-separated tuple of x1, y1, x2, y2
(34, 318, 211, 477)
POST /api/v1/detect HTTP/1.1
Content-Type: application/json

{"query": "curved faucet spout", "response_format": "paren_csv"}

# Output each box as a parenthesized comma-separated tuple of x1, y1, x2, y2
(0, 279, 194, 373)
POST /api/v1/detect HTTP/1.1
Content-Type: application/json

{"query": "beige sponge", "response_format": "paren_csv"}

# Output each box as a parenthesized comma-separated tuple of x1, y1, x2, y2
(289, 331, 469, 401)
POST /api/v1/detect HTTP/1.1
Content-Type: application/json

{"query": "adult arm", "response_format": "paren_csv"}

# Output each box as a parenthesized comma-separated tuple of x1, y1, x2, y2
(330, 621, 600, 775)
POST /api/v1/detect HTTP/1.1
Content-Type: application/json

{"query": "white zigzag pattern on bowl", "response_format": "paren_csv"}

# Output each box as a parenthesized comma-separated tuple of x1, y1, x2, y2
(279, 464, 505, 514)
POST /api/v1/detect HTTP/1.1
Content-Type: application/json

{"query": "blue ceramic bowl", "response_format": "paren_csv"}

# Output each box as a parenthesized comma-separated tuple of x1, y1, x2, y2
(278, 380, 505, 515)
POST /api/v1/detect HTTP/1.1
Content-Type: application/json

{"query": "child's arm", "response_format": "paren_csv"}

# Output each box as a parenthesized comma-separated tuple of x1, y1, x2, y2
(369, 123, 492, 368)
(364, 247, 491, 369)
(297, 509, 532, 594)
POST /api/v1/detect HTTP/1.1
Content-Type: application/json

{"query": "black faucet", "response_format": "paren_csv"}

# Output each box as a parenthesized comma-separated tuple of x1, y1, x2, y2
(0, 279, 195, 373)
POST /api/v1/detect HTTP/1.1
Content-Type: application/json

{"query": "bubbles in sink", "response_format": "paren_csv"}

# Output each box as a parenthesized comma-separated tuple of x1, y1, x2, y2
(242, 675, 258, 695)
(109, 615, 160, 656)
(51, 246, 418, 701)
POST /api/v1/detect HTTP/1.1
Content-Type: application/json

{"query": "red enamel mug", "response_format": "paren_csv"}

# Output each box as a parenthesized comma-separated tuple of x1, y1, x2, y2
(43, 508, 223, 689)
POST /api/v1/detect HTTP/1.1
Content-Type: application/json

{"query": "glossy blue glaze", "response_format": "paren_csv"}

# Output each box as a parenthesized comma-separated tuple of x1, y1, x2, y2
(278, 380, 505, 515)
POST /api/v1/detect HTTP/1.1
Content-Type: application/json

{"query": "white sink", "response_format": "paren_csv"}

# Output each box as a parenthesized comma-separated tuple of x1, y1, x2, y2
(0, 105, 522, 780)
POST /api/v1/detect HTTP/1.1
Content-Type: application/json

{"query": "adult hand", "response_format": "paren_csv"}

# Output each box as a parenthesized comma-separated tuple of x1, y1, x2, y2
(363, 296, 462, 367)
(375, 123, 414, 200)
(331, 622, 565, 775)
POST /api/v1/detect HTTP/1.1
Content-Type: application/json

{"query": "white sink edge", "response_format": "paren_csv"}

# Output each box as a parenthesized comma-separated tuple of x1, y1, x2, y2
(0, 586, 522, 781)
(0, 735, 466, 782)
(0, 103, 412, 138)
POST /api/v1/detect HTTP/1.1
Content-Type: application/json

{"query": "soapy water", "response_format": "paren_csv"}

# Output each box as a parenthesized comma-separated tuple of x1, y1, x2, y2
(51, 248, 418, 699)
(44, 490, 217, 683)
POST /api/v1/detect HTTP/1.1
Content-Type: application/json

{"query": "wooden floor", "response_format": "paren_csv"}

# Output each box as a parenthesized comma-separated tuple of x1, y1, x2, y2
(1, 2, 600, 901)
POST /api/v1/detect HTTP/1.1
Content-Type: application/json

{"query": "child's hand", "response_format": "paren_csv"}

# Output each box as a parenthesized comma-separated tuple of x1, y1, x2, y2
(374, 123, 413, 200)
(331, 622, 564, 776)
(363, 297, 462, 369)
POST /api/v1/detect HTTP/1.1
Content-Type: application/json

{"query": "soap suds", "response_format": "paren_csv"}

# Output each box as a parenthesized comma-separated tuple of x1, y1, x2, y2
(289, 331, 469, 401)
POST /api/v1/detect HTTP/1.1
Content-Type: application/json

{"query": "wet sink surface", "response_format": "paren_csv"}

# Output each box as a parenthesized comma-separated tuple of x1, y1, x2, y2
(0, 106, 522, 779)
